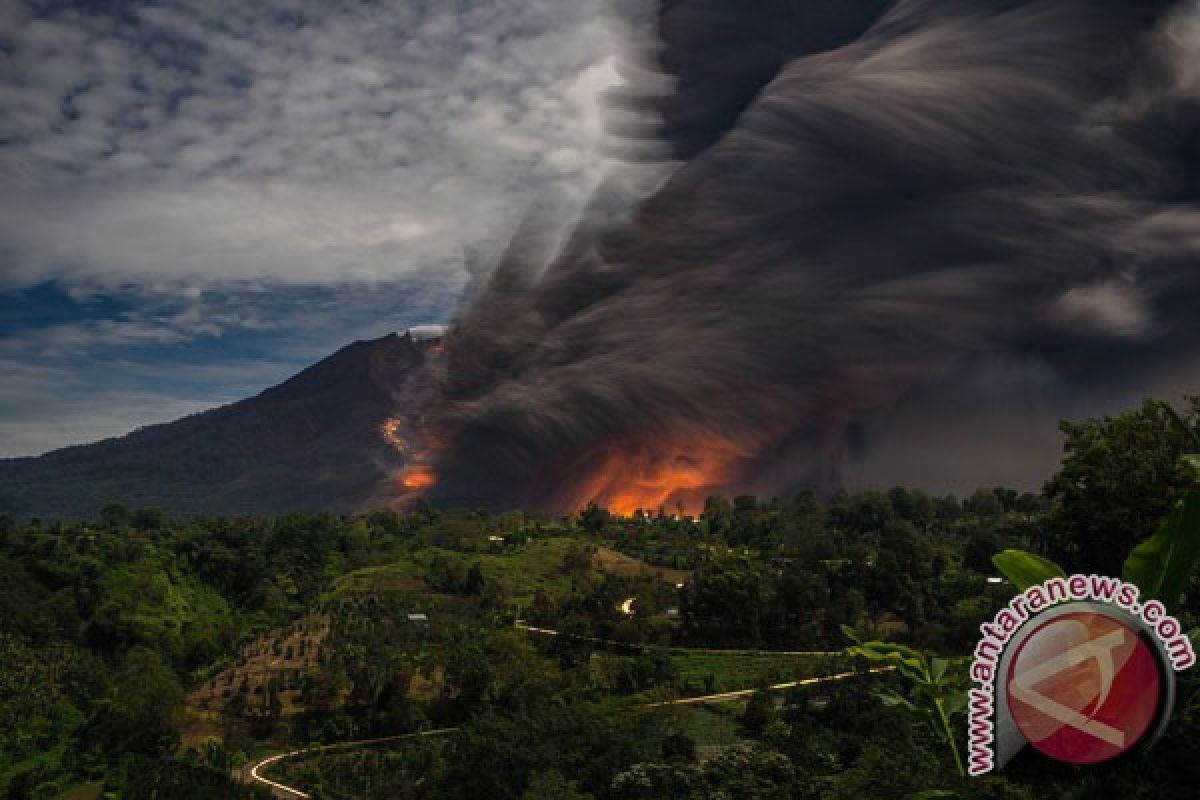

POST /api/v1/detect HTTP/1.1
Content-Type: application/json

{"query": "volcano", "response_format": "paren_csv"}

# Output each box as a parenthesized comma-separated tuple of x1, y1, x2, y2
(0, 332, 434, 520)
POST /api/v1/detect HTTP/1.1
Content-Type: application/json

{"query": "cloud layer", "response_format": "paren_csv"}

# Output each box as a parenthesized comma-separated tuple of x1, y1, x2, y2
(0, 0, 616, 455)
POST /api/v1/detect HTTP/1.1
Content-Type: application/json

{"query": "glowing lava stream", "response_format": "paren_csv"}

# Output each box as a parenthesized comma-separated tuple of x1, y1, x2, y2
(399, 464, 437, 492)
(380, 418, 408, 455)
(383, 414, 752, 515)
(380, 418, 440, 496)
(570, 437, 751, 516)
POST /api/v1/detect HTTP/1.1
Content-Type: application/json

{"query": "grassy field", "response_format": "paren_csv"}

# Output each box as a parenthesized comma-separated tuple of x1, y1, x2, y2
(54, 782, 103, 800)
(462, 537, 588, 604)
(326, 537, 585, 604)
(327, 537, 684, 607)
(324, 556, 427, 597)
(592, 648, 852, 698)
(669, 650, 849, 694)
(592, 545, 690, 586)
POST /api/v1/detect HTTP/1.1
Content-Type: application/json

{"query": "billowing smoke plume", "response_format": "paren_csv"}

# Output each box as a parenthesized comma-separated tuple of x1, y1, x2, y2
(408, 0, 1200, 511)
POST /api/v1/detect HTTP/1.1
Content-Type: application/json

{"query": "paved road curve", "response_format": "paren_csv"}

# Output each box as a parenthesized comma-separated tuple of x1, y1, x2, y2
(514, 621, 845, 656)
(246, 623, 890, 797)
(246, 729, 459, 799)
(245, 671, 892, 797)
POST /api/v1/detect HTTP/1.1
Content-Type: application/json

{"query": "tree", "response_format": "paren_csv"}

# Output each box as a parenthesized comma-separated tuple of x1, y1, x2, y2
(132, 507, 168, 531)
(772, 568, 830, 645)
(680, 558, 772, 647)
(702, 496, 734, 539)
(888, 487, 933, 527)
(699, 744, 798, 800)
(844, 628, 969, 779)
(740, 686, 778, 737)
(436, 702, 655, 800)
(878, 518, 935, 580)
(264, 676, 283, 724)
(561, 541, 597, 575)
(580, 503, 612, 534)
(82, 646, 183, 757)
(522, 770, 594, 800)
(964, 489, 1003, 517)
(100, 503, 130, 529)
(963, 527, 1000, 574)
(734, 495, 759, 513)
(465, 563, 487, 595)
(1043, 398, 1200, 574)
(660, 733, 696, 763)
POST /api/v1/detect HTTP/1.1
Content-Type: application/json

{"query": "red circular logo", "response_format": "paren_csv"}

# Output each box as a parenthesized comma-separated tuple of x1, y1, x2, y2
(1005, 611, 1161, 765)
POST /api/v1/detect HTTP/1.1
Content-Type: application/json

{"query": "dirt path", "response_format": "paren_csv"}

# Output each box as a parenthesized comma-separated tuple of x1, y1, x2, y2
(592, 545, 690, 586)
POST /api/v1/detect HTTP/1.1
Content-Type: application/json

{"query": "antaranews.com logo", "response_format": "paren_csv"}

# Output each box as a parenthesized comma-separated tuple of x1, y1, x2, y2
(967, 574, 1195, 775)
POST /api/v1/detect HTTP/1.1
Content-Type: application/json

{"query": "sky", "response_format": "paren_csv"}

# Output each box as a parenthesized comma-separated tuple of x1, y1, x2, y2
(0, 0, 618, 457)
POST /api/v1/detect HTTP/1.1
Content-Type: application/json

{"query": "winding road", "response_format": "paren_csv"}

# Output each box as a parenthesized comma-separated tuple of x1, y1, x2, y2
(245, 621, 891, 798)
(247, 729, 459, 799)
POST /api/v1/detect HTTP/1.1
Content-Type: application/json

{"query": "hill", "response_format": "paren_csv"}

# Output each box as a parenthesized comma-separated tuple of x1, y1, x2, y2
(0, 332, 429, 519)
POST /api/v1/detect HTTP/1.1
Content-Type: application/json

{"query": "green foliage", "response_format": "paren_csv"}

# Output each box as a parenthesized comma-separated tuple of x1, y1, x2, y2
(435, 701, 657, 800)
(330, 537, 591, 606)
(87, 551, 235, 664)
(739, 687, 778, 736)
(1186, 454, 1200, 481)
(668, 650, 845, 695)
(612, 743, 799, 800)
(2, 398, 1197, 800)
(100, 504, 130, 529)
(990, 549, 1065, 591)
(994, 478, 1200, 609)
(1043, 398, 1200, 574)
(822, 734, 946, 800)
(843, 627, 968, 779)
(83, 647, 183, 758)
(522, 769, 595, 800)
(0, 636, 90, 795)
(680, 558, 773, 647)
(116, 755, 272, 799)
(1122, 491, 1200, 604)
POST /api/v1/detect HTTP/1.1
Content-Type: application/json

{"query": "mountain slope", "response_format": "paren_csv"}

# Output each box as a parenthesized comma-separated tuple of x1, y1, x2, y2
(0, 332, 426, 519)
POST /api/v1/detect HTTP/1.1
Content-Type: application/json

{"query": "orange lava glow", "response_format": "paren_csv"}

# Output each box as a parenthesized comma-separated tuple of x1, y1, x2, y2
(380, 418, 407, 454)
(383, 410, 748, 516)
(600, 464, 710, 516)
(400, 464, 437, 491)
(380, 419, 439, 496)
(572, 437, 746, 516)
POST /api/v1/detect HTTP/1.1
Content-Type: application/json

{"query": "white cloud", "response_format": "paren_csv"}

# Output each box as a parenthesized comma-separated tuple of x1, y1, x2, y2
(0, 0, 627, 456)
(0, 0, 618, 289)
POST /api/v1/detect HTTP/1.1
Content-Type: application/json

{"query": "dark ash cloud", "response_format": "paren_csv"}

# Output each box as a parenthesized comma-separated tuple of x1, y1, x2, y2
(415, 0, 1200, 509)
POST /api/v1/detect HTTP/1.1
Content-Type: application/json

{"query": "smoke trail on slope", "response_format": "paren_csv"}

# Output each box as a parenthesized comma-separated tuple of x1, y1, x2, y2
(408, 0, 1200, 511)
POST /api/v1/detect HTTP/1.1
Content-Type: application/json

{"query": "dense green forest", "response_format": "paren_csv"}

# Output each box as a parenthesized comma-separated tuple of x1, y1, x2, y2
(1, 399, 1198, 799)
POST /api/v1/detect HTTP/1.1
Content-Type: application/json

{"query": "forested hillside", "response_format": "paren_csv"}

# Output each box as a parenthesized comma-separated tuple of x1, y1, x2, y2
(1, 399, 1198, 799)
